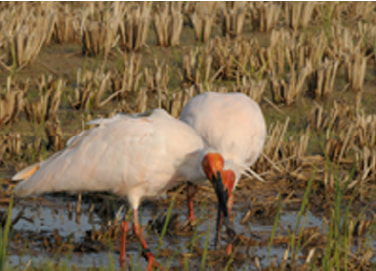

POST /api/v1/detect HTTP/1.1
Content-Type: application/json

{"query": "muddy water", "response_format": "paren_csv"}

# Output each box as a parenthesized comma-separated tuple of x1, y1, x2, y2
(3, 192, 329, 270)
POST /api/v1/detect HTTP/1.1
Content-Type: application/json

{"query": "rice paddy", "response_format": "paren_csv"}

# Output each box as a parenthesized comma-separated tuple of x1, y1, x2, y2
(1, 2, 376, 270)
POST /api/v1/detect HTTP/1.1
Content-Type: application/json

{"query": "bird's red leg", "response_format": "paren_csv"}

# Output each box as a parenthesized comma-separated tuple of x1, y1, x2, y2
(226, 193, 234, 255)
(132, 209, 160, 271)
(187, 182, 197, 225)
(120, 220, 129, 268)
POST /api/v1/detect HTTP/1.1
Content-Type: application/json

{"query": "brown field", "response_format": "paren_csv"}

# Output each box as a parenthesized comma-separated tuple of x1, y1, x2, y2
(1, 2, 376, 270)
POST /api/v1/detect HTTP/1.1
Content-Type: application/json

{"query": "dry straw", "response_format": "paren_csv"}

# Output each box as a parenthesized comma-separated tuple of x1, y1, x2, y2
(110, 53, 142, 98)
(342, 2, 376, 21)
(68, 68, 115, 110)
(307, 59, 339, 99)
(118, 2, 151, 51)
(284, 2, 316, 30)
(53, 3, 80, 43)
(254, 117, 290, 173)
(82, 21, 118, 57)
(326, 25, 368, 92)
(2, 4, 55, 69)
(264, 29, 301, 76)
(135, 87, 148, 113)
(0, 133, 43, 170)
(0, 77, 27, 126)
(81, 2, 122, 57)
(144, 60, 170, 108)
(45, 116, 64, 151)
(325, 125, 354, 163)
(211, 37, 246, 80)
(232, 77, 266, 103)
(190, 2, 217, 42)
(182, 46, 219, 87)
(344, 51, 367, 92)
(162, 87, 196, 118)
(0, 133, 23, 157)
(154, 2, 183, 46)
(24, 76, 64, 124)
(353, 112, 376, 149)
(250, 2, 281, 32)
(221, 2, 247, 38)
(270, 62, 312, 105)
(354, 146, 376, 183)
(309, 101, 355, 146)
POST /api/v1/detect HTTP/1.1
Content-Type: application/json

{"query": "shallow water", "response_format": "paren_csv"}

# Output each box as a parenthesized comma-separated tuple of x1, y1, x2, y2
(3, 193, 331, 270)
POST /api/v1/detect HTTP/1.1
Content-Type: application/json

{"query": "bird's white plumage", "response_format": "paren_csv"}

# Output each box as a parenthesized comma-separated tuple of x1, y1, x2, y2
(14, 109, 207, 210)
(180, 92, 267, 186)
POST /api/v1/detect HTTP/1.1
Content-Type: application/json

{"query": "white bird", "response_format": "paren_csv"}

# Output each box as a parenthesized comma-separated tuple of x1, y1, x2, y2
(12, 108, 236, 270)
(180, 91, 267, 251)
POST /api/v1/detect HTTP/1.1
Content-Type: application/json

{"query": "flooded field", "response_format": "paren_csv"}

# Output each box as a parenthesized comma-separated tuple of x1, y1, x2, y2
(2, 187, 342, 270)
(1, 2, 376, 270)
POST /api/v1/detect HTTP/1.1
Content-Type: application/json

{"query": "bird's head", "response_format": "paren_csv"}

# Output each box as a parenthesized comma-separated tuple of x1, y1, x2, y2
(202, 152, 236, 231)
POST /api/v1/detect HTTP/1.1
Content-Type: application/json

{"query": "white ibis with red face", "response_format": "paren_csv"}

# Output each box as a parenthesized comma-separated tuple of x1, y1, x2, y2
(12, 108, 236, 270)
(180, 91, 267, 252)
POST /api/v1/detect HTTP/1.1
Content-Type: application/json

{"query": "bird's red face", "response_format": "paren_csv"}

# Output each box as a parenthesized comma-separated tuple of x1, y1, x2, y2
(202, 152, 235, 193)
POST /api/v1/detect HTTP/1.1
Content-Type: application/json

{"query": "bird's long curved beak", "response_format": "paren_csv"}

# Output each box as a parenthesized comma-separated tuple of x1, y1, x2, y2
(211, 170, 236, 247)
(202, 152, 236, 247)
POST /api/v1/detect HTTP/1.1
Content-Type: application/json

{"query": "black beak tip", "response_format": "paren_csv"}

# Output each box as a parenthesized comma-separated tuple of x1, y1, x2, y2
(212, 171, 229, 216)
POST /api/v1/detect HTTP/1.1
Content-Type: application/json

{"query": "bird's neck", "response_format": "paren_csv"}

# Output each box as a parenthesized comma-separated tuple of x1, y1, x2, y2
(177, 148, 209, 184)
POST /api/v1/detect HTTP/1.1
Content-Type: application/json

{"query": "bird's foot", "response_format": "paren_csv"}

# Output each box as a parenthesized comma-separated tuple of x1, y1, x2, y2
(143, 250, 162, 271)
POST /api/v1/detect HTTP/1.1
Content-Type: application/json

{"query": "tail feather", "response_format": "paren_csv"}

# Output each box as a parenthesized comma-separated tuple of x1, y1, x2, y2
(236, 162, 265, 183)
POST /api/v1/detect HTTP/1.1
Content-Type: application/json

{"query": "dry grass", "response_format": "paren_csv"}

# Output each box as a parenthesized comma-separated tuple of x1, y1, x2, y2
(81, 3, 122, 57)
(307, 59, 339, 99)
(181, 46, 219, 88)
(162, 86, 197, 118)
(118, 2, 151, 52)
(153, 2, 183, 47)
(342, 2, 376, 21)
(24, 75, 64, 124)
(53, 3, 80, 43)
(255, 118, 290, 173)
(0, 132, 42, 167)
(110, 53, 142, 98)
(190, 2, 218, 42)
(134, 87, 147, 113)
(325, 25, 368, 92)
(0, 77, 27, 126)
(211, 37, 256, 80)
(144, 60, 170, 108)
(232, 77, 266, 103)
(45, 116, 64, 151)
(1, 4, 55, 69)
(67, 68, 114, 110)
(221, 2, 247, 38)
(82, 21, 118, 57)
(250, 2, 281, 32)
(344, 51, 367, 92)
(270, 62, 312, 105)
(284, 2, 317, 30)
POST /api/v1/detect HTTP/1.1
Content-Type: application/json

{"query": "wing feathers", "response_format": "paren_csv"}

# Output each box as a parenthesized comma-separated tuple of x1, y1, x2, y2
(11, 164, 40, 181)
